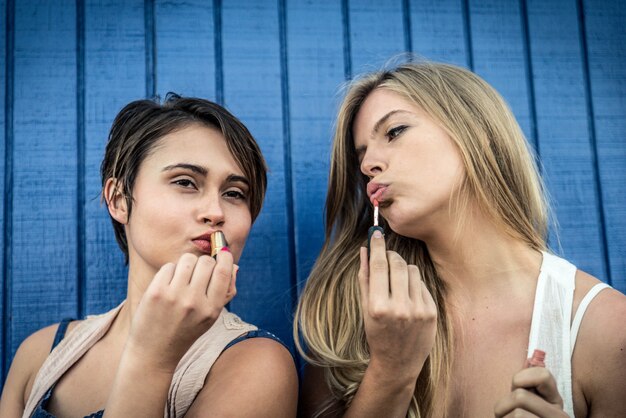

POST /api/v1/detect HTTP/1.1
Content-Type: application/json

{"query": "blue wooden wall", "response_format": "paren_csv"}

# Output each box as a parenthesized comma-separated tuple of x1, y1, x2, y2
(1, 0, 625, 388)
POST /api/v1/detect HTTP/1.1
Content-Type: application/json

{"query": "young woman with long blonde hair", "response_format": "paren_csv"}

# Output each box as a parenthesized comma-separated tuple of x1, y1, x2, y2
(295, 62, 625, 417)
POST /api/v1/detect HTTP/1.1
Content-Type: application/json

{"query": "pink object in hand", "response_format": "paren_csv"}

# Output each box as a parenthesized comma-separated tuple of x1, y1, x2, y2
(527, 349, 546, 368)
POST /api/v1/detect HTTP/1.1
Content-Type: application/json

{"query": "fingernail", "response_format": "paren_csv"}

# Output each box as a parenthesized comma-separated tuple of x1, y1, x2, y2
(373, 230, 383, 238)
(221, 246, 230, 253)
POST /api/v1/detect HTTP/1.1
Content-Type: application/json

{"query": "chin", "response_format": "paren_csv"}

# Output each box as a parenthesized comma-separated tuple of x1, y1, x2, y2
(385, 213, 427, 241)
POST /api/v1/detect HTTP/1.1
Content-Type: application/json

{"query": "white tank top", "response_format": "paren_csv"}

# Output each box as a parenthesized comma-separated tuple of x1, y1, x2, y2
(527, 252, 610, 416)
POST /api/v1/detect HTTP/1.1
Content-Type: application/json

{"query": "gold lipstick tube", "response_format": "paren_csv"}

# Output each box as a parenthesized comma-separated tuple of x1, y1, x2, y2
(210, 231, 228, 257)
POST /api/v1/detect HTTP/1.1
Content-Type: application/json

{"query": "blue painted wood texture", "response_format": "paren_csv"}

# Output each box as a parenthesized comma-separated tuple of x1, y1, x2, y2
(84, 0, 144, 318)
(10, 0, 79, 369)
(583, 0, 626, 291)
(221, 0, 296, 348)
(287, 0, 345, 293)
(1, 0, 8, 380)
(1, 0, 625, 389)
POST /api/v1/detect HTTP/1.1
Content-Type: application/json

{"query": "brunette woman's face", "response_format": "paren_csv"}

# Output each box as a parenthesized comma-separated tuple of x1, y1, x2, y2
(120, 123, 252, 276)
(352, 88, 465, 239)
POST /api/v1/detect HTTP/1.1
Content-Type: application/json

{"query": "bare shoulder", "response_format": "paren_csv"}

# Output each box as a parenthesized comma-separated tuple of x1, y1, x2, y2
(185, 336, 298, 418)
(573, 269, 624, 323)
(0, 320, 81, 415)
(14, 323, 62, 391)
(573, 269, 625, 345)
(572, 269, 626, 416)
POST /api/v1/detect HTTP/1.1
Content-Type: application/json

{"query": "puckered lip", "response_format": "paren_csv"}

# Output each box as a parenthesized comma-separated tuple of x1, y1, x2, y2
(366, 181, 389, 203)
(191, 230, 223, 255)
(193, 231, 219, 241)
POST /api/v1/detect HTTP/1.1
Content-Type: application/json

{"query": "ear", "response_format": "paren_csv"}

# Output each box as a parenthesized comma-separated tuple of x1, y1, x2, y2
(104, 178, 128, 224)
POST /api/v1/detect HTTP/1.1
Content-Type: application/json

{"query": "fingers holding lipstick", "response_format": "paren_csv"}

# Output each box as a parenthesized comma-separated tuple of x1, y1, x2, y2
(368, 229, 390, 298)
(185, 248, 236, 304)
(494, 367, 567, 418)
(207, 248, 235, 305)
(128, 251, 238, 371)
(511, 367, 564, 407)
(188, 254, 215, 289)
(408, 265, 436, 311)
(388, 251, 411, 305)
(171, 253, 202, 287)
(358, 230, 437, 383)
(227, 265, 238, 300)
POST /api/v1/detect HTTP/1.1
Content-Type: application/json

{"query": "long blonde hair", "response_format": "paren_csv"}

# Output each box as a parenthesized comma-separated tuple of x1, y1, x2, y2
(294, 61, 550, 417)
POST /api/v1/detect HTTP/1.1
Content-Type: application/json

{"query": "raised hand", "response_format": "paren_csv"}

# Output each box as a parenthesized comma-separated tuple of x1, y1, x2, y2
(494, 366, 569, 418)
(126, 250, 237, 371)
(358, 230, 437, 381)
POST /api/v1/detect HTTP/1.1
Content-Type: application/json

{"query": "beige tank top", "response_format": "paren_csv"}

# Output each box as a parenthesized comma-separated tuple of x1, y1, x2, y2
(22, 302, 257, 418)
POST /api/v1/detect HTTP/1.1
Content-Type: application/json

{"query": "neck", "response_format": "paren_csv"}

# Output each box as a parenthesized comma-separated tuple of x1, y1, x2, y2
(108, 256, 156, 340)
(421, 206, 543, 301)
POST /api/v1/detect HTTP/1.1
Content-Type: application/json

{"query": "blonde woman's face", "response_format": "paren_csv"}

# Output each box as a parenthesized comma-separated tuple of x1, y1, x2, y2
(352, 88, 465, 239)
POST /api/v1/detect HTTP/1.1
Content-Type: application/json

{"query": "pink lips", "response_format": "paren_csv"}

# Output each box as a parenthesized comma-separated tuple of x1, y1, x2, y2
(192, 231, 217, 255)
(192, 239, 212, 255)
(366, 182, 388, 205)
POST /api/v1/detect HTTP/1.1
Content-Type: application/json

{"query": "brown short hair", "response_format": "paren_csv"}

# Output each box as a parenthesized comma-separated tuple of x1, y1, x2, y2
(101, 93, 267, 263)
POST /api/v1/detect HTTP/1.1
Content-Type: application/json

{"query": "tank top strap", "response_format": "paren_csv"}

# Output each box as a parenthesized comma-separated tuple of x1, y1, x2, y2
(23, 303, 124, 418)
(528, 252, 576, 351)
(570, 282, 611, 356)
(527, 251, 577, 417)
(221, 329, 286, 352)
(50, 318, 74, 352)
(32, 319, 77, 417)
(167, 309, 257, 418)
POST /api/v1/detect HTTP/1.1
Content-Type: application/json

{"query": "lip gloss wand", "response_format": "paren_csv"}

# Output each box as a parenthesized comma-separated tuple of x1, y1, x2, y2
(367, 198, 384, 257)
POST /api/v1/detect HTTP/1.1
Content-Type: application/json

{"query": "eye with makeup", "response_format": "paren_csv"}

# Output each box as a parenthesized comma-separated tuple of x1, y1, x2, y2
(385, 125, 408, 141)
(172, 177, 198, 190)
(223, 188, 247, 201)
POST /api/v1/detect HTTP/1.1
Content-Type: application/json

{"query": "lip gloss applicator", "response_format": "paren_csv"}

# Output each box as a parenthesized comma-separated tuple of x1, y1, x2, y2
(367, 198, 385, 257)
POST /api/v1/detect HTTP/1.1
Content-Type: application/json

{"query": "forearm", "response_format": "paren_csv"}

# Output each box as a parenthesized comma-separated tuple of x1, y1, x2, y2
(343, 360, 417, 418)
(103, 351, 174, 418)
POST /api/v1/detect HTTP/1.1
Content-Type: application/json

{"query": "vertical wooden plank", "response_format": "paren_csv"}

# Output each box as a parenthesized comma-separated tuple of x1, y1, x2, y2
(10, 0, 78, 357)
(1, 0, 9, 383)
(409, 0, 469, 66)
(287, 0, 345, 293)
(525, 0, 607, 281)
(145, 0, 156, 98)
(348, 0, 406, 75)
(469, 0, 533, 141)
(84, 0, 145, 314)
(221, 0, 294, 345)
(155, 0, 216, 99)
(582, 0, 626, 292)
(76, 0, 85, 320)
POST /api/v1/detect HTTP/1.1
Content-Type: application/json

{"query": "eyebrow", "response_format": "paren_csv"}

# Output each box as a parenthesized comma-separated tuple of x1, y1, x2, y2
(162, 163, 208, 176)
(354, 109, 413, 160)
(372, 109, 412, 134)
(226, 174, 250, 187)
(162, 163, 250, 187)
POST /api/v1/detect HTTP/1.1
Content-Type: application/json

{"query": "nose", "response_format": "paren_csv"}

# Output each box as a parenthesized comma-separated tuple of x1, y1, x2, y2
(200, 195, 225, 227)
(360, 147, 385, 178)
